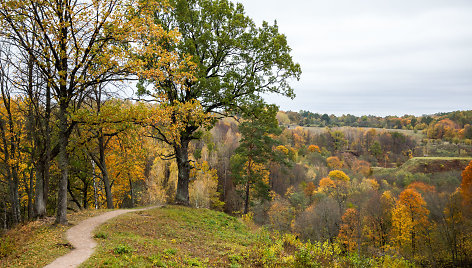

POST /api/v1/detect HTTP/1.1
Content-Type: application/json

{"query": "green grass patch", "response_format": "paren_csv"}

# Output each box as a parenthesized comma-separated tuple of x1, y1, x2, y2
(82, 206, 259, 267)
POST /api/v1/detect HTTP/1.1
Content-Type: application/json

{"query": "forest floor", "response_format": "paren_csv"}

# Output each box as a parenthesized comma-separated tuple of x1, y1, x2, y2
(44, 206, 160, 268)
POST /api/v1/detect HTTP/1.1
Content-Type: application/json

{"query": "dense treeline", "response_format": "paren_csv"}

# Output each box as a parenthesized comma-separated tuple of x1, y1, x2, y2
(282, 110, 472, 142)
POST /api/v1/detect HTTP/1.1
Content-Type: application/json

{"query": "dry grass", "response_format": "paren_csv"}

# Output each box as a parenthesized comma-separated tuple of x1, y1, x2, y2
(0, 209, 109, 268)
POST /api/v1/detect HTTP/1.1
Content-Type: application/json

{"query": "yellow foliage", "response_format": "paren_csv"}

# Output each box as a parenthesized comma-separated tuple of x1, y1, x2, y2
(360, 178, 380, 191)
(319, 177, 336, 191)
(275, 145, 289, 155)
(391, 189, 430, 256)
(327, 156, 343, 170)
(328, 170, 350, 182)
(189, 161, 221, 209)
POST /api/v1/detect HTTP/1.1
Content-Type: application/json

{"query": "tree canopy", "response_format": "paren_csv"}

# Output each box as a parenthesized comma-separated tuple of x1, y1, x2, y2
(138, 0, 301, 205)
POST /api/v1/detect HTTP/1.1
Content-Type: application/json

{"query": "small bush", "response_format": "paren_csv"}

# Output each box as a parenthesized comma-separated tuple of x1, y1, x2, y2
(94, 232, 107, 239)
(113, 245, 133, 255)
(163, 248, 177, 255)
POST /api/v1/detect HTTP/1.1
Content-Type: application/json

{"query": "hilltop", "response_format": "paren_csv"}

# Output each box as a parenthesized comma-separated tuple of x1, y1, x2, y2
(1, 206, 413, 267)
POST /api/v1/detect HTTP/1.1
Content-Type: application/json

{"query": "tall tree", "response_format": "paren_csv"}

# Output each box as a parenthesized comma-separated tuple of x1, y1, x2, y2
(461, 160, 472, 214)
(140, 0, 301, 205)
(231, 103, 283, 214)
(0, 0, 174, 223)
(391, 188, 430, 258)
(0, 43, 22, 224)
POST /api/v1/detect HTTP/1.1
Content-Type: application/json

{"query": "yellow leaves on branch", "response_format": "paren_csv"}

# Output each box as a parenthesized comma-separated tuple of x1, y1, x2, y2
(148, 97, 213, 145)
(189, 161, 220, 209)
(275, 145, 289, 155)
(391, 188, 430, 254)
(328, 170, 350, 182)
(319, 177, 336, 191)
(73, 96, 213, 147)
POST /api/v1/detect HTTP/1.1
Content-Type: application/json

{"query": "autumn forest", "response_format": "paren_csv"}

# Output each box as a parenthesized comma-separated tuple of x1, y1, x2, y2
(0, 0, 471, 267)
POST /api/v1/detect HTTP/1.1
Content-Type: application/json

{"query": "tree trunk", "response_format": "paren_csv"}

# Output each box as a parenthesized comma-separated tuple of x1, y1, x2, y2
(244, 180, 250, 215)
(243, 158, 253, 215)
(0, 113, 21, 225)
(98, 132, 114, 209)
(55, 102, 69, 225)
(7, 173, 21, 224)
(34, 84, 51, 218)
(27, 170, 34, 219)
(129, 176, 134, 208)
(67, 178, 82, 210)
(93, 174, 99, 209)
(174, 138, 191, 206)
(83, 180, 88, 209)
(34, 163, 46, 217)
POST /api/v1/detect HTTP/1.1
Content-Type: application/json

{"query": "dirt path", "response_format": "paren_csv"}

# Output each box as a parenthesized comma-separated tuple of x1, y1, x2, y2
(44, 206, 159, 268)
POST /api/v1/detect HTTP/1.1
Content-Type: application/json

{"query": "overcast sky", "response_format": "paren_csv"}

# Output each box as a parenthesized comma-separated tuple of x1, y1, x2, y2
(236, 0, 472, 116)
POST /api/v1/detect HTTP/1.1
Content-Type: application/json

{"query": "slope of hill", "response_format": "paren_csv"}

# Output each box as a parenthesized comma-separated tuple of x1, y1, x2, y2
(0, 209, 109, 267)
(401, 157, 472, 173)
(83, 206, 258, 267)
(82, 206, 413, 267)
(2, 206, 414, 268)
(372, 157, 472, 190)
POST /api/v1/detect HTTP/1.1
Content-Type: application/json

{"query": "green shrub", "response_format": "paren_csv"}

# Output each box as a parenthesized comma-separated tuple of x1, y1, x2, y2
(113, 245, 133, 255)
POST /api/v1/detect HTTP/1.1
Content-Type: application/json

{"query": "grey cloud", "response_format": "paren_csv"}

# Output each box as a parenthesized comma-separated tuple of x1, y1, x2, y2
(238, 0, 472, 116)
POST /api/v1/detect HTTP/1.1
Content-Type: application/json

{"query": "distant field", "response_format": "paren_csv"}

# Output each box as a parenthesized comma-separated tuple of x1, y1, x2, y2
(372, 157, 472, 174)
(401, 157, 472, 173)
(301, 126, 425, 141)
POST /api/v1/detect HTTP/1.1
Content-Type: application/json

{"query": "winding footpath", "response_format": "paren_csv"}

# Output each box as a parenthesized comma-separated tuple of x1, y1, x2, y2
(44, 206, 159, 268)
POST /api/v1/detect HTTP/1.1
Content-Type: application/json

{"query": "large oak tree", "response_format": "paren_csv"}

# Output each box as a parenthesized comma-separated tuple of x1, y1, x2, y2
(140, 0, 301, 205)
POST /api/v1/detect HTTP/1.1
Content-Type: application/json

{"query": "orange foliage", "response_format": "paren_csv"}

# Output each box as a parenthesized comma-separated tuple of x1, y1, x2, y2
(338, 208, 359, 252)
(461, 160, 472, 210)
(407, 182, 436, 193)
(319, 177, 336, 190)
(308, 144, 321, 153)
(304, 181, 316, 197)
(326, 156, 343, 170)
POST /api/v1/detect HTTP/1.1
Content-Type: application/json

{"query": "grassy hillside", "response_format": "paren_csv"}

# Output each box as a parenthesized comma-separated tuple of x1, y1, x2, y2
(372, 157, 472, 189)
(82, 206, 413, 268)
(401, 157, 472, 173)
(0, 209, 109, 268)
(82, 206, 258, 267)
(2, 206, 414, 268)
